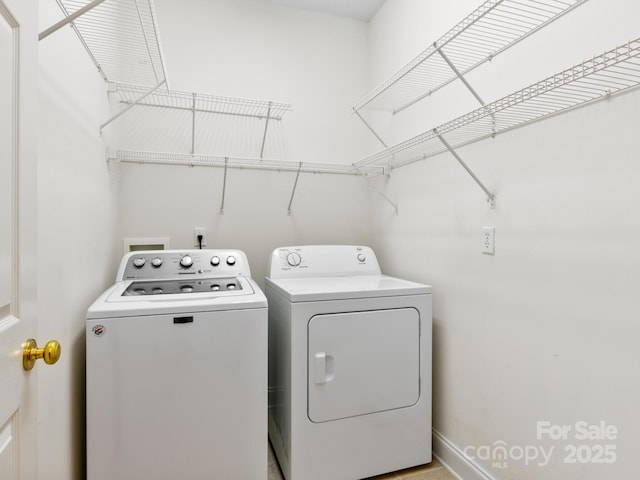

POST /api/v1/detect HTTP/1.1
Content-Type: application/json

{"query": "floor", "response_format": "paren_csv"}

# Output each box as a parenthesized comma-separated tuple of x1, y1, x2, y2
(268, 443, 458, 480)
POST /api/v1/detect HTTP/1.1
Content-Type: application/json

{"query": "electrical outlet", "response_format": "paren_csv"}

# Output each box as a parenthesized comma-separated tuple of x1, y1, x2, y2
(482, 227, 495, 255)
(193, 227, 207, 248)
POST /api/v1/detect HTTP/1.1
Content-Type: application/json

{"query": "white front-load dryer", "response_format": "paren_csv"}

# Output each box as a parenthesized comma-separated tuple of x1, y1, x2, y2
(265, 245, 432, 480)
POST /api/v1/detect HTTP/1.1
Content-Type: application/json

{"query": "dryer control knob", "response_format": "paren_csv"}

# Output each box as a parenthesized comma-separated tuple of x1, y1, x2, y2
(151, 257, 163, 268)
(210, 256, 220, 266)
(357, 253, 366, 263)
(180, 255, 193, 268)
(286, 252, 302, 267)
(226, 255, 236, 266)
(133, 257, 146, 268)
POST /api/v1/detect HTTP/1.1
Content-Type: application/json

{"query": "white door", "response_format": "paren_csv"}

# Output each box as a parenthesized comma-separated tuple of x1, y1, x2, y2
(308, 308, 421, 423)
(0, 0, 39, 479)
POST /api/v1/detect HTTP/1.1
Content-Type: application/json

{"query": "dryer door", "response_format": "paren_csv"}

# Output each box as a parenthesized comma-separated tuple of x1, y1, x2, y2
(308, 308, 420, 423)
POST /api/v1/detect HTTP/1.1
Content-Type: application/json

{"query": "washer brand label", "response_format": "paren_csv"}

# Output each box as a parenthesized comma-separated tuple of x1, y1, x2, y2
(92, 325, 106, 337)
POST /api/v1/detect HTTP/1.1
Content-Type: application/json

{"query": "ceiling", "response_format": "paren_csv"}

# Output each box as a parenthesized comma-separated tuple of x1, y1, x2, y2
(263, 0, 387, 22)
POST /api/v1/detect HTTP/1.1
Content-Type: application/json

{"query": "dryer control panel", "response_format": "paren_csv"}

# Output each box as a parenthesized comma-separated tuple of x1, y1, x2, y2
(118, 249, 251, 280)
(267, 245, 381, 279)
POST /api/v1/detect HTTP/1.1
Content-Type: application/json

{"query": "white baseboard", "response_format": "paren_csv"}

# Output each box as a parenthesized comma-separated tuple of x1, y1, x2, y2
(432, 429, 497, 480)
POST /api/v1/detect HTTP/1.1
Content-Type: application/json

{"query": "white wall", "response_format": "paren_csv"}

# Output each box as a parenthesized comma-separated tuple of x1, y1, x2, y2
(38, 1, 120, 479)
(116, 0, 373, 282)
(368, 1, 640, 479)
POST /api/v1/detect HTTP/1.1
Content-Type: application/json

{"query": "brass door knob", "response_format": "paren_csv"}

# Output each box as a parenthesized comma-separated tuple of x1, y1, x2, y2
(23, 339, 61, 371)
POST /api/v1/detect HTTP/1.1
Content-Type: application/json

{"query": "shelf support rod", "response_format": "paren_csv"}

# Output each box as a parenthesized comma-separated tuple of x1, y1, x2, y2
(220, 157, 228, 215)
(99, 80, 167, 134)
(191, 92, 196, 154)
(354, 166, 398, 214)
(259, 102, 272, 159)
(435, 130, 495, 207)
(287, 162, 303, 215)
(133, 0, 161, 86)
(39, 0, 108, 41)
(436, 45, 492, 120)
(352, 108, 388, 148)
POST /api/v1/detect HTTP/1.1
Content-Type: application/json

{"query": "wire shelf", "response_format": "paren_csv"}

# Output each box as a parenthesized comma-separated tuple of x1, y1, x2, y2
(112, 83, 293, 120)
(110, 149, 386, 176)
(355, 38, 640, 169)
(354, 0, 589, 114)
(56, 0, 168, 86)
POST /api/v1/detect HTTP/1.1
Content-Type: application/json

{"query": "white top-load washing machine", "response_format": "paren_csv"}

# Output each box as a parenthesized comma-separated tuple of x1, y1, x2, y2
(265, 245, 432, 480)
(86, 249, 267, 480)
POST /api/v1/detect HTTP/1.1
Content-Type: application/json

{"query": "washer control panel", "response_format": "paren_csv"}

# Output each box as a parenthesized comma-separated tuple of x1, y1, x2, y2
(268, 245, 381, 279)
(119, 249, 251, 280)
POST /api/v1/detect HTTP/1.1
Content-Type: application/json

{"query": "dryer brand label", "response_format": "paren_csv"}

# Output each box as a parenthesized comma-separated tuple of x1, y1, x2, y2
(92, 325, 106, 337)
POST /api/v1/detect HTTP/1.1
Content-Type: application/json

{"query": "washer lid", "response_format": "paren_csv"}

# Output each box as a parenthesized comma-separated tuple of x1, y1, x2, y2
(265, 274, 431, 302)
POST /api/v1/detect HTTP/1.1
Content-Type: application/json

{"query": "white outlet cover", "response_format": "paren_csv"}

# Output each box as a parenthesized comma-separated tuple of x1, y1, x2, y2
(482, 227, 495, 255)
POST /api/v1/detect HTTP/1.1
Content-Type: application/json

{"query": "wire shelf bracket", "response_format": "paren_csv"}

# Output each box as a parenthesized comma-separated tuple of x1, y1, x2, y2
(100, 80, 167, 134)
(260, 102, 273, 158)
(39, 0, 108, 41)
(191, 92, 197, 155)
(287, 162, 303, 215)
(352, 108, 388, 148)
(220, 157, 229, 215)
(354, 166, 398, 214)
(435, 45, 495, 126)
(435, 130, 496, 207)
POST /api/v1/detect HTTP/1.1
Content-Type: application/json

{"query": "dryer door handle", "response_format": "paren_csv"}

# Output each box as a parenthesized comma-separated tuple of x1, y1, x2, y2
(314, 352, 326, 384)
(314, 352, 334, 384)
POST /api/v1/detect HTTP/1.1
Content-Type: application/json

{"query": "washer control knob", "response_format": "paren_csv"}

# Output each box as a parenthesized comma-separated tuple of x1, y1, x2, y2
(133, 257, 146, 268)
(286, 252, 302, 267)
(210, 256, 220, 266)
(180, 255, 193, 268)
(226, 255, 236, 266)
(357, 253, 366, 263)
(151, 257, 163, 268)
